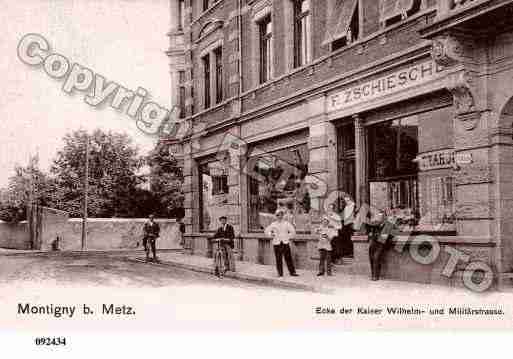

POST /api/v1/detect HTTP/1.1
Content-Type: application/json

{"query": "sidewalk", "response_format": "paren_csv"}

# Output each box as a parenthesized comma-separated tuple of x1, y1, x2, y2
(126, 251, 385, 294)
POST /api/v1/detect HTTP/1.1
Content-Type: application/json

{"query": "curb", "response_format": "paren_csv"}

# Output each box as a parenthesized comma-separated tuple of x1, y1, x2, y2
(126, 257, 331, 293)
(0, 249, 182, 257)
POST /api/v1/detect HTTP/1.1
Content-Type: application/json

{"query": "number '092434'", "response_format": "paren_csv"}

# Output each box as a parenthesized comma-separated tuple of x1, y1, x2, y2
(34, 337, 67, 346)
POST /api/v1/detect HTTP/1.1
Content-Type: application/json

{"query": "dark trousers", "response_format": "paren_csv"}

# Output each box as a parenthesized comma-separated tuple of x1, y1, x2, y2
(318, 249, 332, 275)
(273, 243, 296, 276)
(341, 224, 354, 258)
(331, 231, 343, 262)
(143, 236, 157, 259)
(368, 238, 390, 280)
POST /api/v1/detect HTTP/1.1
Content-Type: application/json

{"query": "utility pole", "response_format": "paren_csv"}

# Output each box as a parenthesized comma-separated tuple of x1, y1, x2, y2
(81, 135, 89, 251)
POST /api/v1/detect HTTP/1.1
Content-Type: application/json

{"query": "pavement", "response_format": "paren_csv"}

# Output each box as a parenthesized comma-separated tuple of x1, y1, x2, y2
(126, 251, 398, 294)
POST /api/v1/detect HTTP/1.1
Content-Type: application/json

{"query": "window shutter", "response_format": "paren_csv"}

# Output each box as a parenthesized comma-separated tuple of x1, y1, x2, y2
(322, 0, 358, 46)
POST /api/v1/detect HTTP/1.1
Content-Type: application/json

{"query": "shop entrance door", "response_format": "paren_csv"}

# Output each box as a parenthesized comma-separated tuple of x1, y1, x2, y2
(337, 122, 356, 205)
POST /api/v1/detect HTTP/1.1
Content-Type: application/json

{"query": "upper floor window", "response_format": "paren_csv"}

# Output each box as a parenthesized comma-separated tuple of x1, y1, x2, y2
(202, 54, 211, 109)
(259, 16, 273, 84)
(178, 0, 185, 30)
(294, 0, 311, 68)
(214, 47, 223, 104)
(379, 0, 422, 28)
(323, 0, 360, 52)
(178, 70, 186, 118)
(203, 0, 210, 12)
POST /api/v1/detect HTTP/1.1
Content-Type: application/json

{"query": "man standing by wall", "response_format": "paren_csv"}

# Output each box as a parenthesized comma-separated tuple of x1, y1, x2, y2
(265, 210, 299, 277)
(143, 214, 160, 262)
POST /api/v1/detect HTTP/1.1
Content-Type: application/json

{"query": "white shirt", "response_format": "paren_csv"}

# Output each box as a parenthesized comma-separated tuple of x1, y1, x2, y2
(265, 220, 296, 245)
(343, 200, 355, 226)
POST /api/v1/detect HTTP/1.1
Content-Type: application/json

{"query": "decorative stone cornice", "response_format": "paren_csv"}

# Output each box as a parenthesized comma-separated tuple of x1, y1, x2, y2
(431, 34, 484, 131)
(431, 34, 467, 67)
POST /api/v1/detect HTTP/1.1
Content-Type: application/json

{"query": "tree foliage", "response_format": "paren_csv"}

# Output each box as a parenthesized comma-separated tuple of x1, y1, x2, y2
(148, 142, 184, 218)
(0, 156, 56, 222)
(50, 129, 148, 217)
(0, 129, 184, 221)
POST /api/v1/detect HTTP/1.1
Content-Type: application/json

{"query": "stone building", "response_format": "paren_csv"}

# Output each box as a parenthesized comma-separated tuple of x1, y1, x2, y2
(162, 0, 513, 288)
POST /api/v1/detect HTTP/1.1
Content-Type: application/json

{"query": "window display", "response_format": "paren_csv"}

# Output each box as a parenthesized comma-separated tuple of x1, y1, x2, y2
(247, 144, 310, 232)
(368, 115, 420, 230)
(199, 160, 229, 232)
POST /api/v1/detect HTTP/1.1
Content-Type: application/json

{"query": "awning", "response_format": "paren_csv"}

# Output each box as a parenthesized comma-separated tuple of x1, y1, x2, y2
(379, 0, 415, 23)
(322, 0, 358, 46)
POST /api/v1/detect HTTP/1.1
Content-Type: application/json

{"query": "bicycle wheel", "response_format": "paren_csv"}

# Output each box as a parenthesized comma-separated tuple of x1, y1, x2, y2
(213, 248, 223, 277)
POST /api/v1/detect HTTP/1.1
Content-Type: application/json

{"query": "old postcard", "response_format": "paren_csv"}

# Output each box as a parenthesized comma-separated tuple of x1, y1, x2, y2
(2, 0, 513, 351)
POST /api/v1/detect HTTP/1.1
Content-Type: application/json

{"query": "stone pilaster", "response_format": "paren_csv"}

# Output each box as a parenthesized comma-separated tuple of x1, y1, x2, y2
(354, 115, 367, 208)
(308, 119, 337, 218)
(431, 33, 493, 239)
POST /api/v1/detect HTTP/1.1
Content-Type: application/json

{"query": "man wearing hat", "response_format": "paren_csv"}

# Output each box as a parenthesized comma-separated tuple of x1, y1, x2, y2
(264, 209, 299, 277)
(143, 214, 160, 262)
(212, 216, 236, 273)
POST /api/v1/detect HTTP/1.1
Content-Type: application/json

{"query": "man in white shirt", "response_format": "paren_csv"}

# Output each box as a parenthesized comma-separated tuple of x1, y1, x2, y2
(264, 209, 299, 277)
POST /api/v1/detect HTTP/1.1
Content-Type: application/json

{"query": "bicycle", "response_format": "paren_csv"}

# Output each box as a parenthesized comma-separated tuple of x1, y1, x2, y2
(213, 238, 227, 278)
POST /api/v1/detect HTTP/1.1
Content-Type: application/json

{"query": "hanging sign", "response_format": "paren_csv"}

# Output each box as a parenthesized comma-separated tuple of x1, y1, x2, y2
(413, 149, 455, 171)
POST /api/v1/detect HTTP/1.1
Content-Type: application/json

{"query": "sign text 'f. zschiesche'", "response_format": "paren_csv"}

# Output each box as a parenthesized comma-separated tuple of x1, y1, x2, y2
(327, 61, 445, 112)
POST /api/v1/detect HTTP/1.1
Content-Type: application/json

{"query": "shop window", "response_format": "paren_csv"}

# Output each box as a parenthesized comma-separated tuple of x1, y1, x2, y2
(323, 0, 359, 51)
(368, 115, 420, 229)
(293, 0, 311, 68)
(379, 0, 422, 28)
(199, 160, 229, 232)
(367, 110, 456, 234)
(259, 16, 273, 84)
(247, 144, 310, 232)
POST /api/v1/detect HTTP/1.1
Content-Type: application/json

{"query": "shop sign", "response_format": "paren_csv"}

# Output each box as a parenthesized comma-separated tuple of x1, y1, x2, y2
(327, 60, 445, 113)
(414, 149, 455, 171)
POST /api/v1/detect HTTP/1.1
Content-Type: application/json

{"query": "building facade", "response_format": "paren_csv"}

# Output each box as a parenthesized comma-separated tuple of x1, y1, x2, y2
(163, 0, 513, 288)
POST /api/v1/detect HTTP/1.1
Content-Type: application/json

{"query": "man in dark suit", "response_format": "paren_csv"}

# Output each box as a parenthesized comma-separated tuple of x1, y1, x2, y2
(143, 214, 160, 262)
(212, 216, 236, 273)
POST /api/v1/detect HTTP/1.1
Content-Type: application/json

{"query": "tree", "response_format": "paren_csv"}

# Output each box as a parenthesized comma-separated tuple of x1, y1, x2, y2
(148, 141, 184, 218)
(0, 156, 56, 222)
(50, 129, 146, 218)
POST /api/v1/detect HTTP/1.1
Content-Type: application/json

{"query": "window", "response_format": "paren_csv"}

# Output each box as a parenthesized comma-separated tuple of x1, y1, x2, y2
(368, 116, 420, 229)
(324, 0, 359, 51)
(259, 16, 273, 84)
(203, 0, 210, 12)
(294, 0, 311, 68)
(379, 0, 422, 27)
(190, 68, 195, 115)
(178, 0, 185, 30)
(247, 144, 310, 232)
(214, 47, 223, 104)
(178, 71, 186, 118)
(199, 160, 229, 231)
(202, 54, 211, 109)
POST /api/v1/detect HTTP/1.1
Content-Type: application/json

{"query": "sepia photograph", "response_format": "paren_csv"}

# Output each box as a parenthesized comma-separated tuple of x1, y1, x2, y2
(1, 0, 513, 353)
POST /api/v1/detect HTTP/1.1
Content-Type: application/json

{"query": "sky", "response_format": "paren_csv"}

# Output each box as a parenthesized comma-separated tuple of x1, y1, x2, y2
(0, 0, 171, 187)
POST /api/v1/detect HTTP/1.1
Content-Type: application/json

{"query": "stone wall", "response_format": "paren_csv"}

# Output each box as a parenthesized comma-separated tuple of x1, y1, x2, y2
(0, 218, 181, 251)
(0, 221, 31, 249)
(51, 219, 181, 251)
